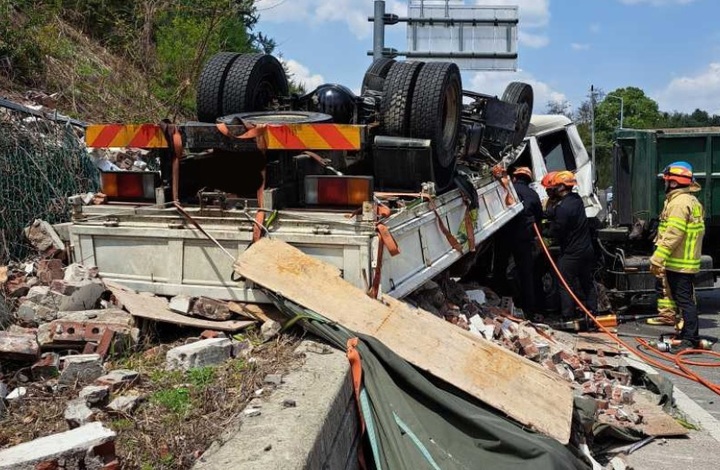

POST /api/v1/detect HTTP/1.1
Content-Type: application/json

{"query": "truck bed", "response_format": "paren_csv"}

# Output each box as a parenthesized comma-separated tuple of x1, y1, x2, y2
(68, 176, 521, 303)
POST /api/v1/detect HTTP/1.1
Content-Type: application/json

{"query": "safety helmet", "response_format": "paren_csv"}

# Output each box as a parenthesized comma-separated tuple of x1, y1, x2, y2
(513, 166, 533, 180)
(541, 171, 558, 188)
(663, 161, 694, 185)
(313, 84, 356, 124)
(550, 170, 577, 188)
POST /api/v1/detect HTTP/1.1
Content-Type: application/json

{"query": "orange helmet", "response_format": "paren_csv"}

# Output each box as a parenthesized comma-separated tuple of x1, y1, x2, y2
(541, 171, 558, 188)
(513, 166, 533, 180)
(550, 170, 577, 188)
(663, 161, 694, 186)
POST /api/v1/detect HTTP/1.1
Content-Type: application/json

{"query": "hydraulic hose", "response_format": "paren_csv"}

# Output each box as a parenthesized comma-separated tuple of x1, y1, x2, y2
(532, 223, 720, 396)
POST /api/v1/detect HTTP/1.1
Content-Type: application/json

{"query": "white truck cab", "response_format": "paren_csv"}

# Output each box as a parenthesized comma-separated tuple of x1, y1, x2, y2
(513, 115, 604, 220)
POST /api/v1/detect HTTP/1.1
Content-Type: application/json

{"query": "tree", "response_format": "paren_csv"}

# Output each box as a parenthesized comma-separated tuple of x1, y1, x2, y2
(545, 99, 572, 118)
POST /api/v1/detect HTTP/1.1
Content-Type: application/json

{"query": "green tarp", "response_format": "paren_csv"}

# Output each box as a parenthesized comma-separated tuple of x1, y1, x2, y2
(270, 293, 590, 470)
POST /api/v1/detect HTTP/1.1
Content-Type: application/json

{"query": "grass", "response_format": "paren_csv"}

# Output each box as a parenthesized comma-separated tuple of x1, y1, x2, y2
(151, 387, 191, 415)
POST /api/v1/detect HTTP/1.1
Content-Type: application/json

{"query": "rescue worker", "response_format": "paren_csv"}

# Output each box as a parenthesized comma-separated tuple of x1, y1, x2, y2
(499, 167, 543, 316)
(542, 171, 598, 318)
(649, 162, 705, 350)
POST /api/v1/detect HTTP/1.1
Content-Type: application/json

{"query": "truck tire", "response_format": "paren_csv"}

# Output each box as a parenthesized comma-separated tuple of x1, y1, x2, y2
(222, 54, 289, 116)
(409, 62, 462, 169)
(502, 82, 534, 147)
(361, 58, 395, 94)
(197, 52, 241, 123)
(218, 111, 332, 125)
(380, 61, 424, 136)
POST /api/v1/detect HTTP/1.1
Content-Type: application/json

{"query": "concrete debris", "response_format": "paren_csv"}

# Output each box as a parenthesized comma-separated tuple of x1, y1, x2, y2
(0, 265, 7, 285)
(261, 319, 282, 342)
(243, 406, 262, 417)
(0, 422, 117, 470)
(16, 301, 56, 324)
(294, 340, 333, 356)
(59, 354, 104, 386)
(24, 219, 65, 256)
(95, 369, 140, 391)
(31, 352, 60, 380)
(107, 394, 143, 414)
(63, 263, 99, 282)
(0, 331, 39, 360)
(166, 337, 233, 371)
(606, 455, 629, 470)
(6, 386, 27, 400)
(169, 294, 193, 315)
(65, 398, 95, 428)
(79, 385, 110, 406)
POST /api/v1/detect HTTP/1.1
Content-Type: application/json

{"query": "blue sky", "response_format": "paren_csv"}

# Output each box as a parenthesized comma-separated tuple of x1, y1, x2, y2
(256, 0, 720, 115)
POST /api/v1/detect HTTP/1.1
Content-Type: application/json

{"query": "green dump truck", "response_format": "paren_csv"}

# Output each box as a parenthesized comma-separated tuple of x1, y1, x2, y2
(598, 127, 719, 305)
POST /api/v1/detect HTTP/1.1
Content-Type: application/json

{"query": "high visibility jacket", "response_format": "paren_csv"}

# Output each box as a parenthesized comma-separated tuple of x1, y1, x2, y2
(653, 184, 705, 273)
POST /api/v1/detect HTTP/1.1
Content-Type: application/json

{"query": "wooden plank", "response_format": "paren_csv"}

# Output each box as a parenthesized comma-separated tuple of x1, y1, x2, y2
(234, 238, 574, 444)
(106, 282, 255, 332)
(227, 301, 284, 323)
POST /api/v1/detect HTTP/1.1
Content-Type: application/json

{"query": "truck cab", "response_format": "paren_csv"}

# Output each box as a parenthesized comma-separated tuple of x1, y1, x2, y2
(509, 115, 604, 220)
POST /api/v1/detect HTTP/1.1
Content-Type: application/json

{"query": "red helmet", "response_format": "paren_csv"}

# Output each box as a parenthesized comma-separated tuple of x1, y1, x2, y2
(663, 161, 694, 186)
(513, 166, 533, 180)
(550, 170, 577, 188)
(541, 171, 558, 188)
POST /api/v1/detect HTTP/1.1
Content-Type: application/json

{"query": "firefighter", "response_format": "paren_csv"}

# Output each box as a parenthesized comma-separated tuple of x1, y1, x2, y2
(502, 166, 543, 316)
(542, 170, 598, 318)
(649, 161, 705, 350)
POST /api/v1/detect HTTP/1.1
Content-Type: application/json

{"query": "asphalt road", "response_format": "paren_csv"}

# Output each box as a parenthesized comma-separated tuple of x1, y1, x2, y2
(614, 288, 720, 470)
(616, 289, 720, 422)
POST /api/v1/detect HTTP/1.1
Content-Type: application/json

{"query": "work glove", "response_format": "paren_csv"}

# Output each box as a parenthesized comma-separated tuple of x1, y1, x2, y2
(649, 254, 665, 278)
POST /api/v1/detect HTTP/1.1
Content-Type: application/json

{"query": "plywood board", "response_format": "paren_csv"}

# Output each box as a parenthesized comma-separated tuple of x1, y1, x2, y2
(106, 282, 255, 332)
(234, 238, 574, 444)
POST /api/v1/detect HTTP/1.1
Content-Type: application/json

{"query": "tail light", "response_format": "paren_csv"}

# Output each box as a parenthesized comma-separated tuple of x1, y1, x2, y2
(305, 175, 373, 206)
(101, 171, 160, 201)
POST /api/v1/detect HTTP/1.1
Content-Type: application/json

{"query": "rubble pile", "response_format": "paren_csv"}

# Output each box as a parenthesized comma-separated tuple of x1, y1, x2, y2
(88, 147, 153, 172)
(409, 278, 670, 435)
(0, 220, 293, 468)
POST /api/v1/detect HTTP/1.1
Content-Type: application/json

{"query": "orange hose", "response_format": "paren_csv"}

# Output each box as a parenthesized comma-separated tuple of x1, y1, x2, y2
(532, 223, 720, 396)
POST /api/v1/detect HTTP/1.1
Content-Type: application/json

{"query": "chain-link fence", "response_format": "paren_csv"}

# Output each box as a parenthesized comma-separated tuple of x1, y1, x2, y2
(0, 107, 99, 264)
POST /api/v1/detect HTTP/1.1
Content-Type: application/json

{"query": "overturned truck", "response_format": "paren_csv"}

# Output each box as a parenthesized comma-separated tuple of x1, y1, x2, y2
(68, 52, 536, 302)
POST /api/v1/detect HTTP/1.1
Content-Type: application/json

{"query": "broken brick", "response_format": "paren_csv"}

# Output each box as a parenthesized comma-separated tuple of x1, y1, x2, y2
(192, 297, 233, 321)
(37, 259, 65, 285)
(95, 369, 140, 391)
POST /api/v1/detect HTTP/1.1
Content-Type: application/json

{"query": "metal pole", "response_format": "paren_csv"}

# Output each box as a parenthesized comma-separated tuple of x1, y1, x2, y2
(590, 85, 596, 183)
(606, 94, 624, 129)
(373, 1, 386, 60)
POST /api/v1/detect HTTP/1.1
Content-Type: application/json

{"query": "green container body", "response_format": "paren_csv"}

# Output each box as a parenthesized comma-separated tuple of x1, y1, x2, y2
(614, 127, 720, 228)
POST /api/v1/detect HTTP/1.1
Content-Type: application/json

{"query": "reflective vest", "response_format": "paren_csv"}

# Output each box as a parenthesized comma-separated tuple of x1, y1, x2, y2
(653, 185, 705, 273)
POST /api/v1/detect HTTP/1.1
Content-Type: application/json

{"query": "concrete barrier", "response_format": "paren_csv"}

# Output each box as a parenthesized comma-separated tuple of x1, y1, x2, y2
(193, 339, 360, 470)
